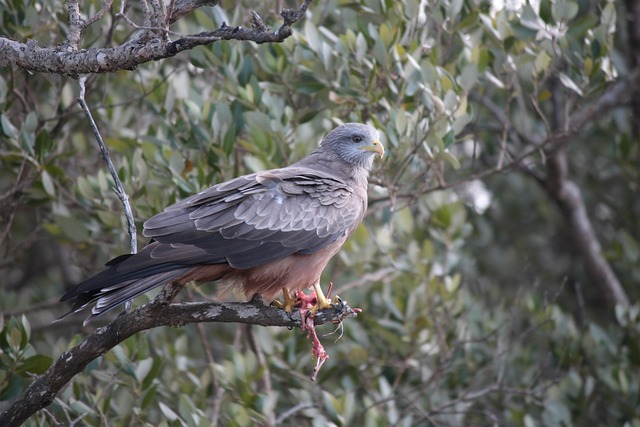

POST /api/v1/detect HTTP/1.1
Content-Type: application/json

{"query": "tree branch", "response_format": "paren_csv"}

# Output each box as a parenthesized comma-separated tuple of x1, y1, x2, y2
(66, 0, 83, 50)
(544, 150, 630, 307)
(167, 0, 220, 25)
(0, 292, 358, 427)
(562, 67, 640, 149)
(0, 0, 311, 78)
(77, 77, 137, 254)
(544, 79, 630, 308)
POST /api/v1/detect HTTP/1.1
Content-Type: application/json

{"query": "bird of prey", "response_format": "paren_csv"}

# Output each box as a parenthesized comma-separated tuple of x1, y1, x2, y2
(61, 122, 384, 325)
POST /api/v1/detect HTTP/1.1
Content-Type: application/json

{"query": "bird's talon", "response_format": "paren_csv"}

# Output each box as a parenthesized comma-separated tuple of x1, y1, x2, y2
(273, 288, 297, 313)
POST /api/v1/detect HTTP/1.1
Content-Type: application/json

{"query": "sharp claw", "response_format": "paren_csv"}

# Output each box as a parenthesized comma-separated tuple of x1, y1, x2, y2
(285, 309, 295, 322)
(273, 288, 297, 313)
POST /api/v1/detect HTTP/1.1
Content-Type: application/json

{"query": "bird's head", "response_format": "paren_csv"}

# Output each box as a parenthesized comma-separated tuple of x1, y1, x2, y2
(321, 122, 385, 170)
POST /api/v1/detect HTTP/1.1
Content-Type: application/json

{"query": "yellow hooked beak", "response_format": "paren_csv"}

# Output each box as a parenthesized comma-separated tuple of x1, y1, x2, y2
(358, 139, 385, 157)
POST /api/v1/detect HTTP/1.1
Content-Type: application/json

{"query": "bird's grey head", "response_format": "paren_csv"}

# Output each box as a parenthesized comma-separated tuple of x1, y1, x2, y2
(321, 123, 385, 170)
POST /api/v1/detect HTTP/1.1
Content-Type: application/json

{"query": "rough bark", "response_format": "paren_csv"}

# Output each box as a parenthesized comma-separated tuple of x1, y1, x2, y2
(0, 0, 311, 78)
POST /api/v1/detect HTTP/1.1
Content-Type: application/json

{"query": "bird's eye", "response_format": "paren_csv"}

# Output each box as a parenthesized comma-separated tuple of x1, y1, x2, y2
(352, 135, 363, 143)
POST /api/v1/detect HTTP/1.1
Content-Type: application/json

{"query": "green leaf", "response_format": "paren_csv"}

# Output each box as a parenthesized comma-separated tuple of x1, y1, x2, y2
(159, 402, 182, 422)
(355, 33, 367, 63)
(53, 214, 90, 242)
(1, 114, 19, 139)
(394, 207, 414, 234)
(292, 74, 325, 94)
(20, 315, 30, 348)
(69, 400, 94, 416)
(558, 72, 583, 96)
(41, 169, 55, 196)
(304, 20, 321, 51)
(534, 51, 552, 75)
(443, 90, 458, 112)
(23, 111, 37, 133)
(16, 355, 52, 375)
(379, 23, 394, 48)
(600, 2, 616, 33)
(510, 22, 538, 41)
(135, 357, 154, 383)
(439, 150, 461, 169)
(34, 130, 53, 162)
(243, 155, 266, 173)
(458, 63, 478, 92)
(7, 327, 22, 354)
(552, 0, 579, 21)
(0, 374, 26, 401)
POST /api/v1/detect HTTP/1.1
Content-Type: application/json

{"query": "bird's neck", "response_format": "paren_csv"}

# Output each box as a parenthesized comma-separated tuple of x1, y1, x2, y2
(296, 151, 370, 184)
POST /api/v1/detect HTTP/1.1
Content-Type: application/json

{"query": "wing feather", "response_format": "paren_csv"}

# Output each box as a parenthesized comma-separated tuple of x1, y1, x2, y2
(142, 167, 365, 270)
(193, 209, 241, 231)
(235, 198, 260, 220)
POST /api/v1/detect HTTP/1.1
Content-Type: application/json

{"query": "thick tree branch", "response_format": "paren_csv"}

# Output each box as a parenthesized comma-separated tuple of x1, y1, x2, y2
(0, 291, 358, 427)
(545, 80, 630, 308)
(545, 151, 630, 307)
(0, 0, 311, 78)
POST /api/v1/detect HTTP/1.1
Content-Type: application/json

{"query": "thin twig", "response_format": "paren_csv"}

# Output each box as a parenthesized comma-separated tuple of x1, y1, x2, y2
(81, 0, 115, 30)
(275, 402, 315, 424)
(77, 77, 137, 255)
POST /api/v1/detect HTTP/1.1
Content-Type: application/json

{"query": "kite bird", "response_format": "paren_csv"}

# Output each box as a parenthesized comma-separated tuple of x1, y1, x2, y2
(61, 123, 384, 327)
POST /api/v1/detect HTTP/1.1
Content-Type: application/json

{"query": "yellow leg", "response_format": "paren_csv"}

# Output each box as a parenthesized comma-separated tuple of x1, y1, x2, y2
(308, 281, 340, 317)
(272, 288, 296, 313)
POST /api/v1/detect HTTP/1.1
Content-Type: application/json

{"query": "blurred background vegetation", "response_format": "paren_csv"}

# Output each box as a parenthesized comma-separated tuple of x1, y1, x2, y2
(1, 0, 640, 425)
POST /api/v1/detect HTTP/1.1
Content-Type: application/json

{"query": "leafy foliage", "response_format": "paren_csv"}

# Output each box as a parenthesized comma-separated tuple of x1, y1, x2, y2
(1, 0, 639, 425)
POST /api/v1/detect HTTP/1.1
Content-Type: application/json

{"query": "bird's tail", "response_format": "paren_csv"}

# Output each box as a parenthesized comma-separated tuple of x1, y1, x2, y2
(59, 252, 191, 325)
